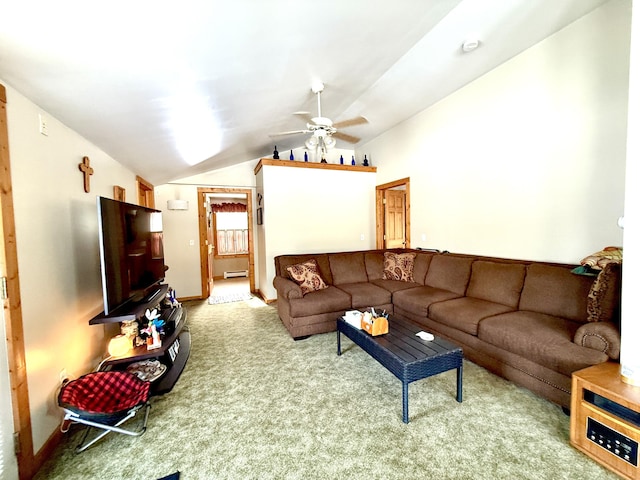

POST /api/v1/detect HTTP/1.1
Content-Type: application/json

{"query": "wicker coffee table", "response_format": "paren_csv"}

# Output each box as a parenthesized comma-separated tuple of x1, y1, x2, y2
(337, 315, 463, 423)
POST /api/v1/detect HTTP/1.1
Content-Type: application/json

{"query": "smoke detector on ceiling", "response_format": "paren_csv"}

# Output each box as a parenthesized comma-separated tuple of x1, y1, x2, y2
(461, 39, 480, 53)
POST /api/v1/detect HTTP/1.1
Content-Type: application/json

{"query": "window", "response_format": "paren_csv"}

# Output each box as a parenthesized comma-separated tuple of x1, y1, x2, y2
(214, 212, 248, 256)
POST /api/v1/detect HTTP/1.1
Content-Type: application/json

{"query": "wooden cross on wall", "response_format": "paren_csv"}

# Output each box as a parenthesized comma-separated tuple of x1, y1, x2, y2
(78, 156, 94, 193)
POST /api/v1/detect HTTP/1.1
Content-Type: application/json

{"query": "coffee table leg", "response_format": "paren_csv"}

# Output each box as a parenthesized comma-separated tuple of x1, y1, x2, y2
(456, 363, 463, 403)
(337, 330, 342, 356)
(402, 382, 409, 423)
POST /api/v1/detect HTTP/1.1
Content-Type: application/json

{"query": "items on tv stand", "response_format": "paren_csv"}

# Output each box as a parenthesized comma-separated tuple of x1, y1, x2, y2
(89, 284, 191, 395)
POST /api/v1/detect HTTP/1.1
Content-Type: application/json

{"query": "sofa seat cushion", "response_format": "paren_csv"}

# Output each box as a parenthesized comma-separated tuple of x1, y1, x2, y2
(370, 278, 421, 294)
(478, 311, 609, 376)
(429, 297, 516, 336)
(336, 282, 391, 308)
(289, 286, 351, 317)
(392, 286, 461, 317)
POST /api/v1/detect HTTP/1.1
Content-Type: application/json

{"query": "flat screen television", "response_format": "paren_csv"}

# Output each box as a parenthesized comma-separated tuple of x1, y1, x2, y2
(97, 196, 166, 315)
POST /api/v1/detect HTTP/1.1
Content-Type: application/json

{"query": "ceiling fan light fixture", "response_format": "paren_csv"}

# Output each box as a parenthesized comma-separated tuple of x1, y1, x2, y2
(305, 136, 318, 149)
(324, 135, 336, 149)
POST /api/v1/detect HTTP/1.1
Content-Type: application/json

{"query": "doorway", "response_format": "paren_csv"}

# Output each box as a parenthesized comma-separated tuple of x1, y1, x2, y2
(197, 187, 255, 300)
(376, 178, 410, 249)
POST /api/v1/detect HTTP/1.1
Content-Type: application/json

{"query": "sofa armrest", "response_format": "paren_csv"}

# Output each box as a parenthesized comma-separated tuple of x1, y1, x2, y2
(574, 321, 621, 360)
(273, 275, 303, 300)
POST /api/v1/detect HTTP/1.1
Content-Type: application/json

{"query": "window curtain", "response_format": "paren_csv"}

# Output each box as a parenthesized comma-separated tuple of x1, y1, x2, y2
(211, 202, 247, 213)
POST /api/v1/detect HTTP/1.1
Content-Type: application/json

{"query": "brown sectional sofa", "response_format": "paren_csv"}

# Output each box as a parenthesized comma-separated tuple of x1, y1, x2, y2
(273, 249, 622, 409)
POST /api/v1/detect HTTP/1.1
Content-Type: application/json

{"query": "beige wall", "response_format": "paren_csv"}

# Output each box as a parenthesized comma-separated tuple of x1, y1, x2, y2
(360, 0, 629, 264)
(3, 81, 139, 452)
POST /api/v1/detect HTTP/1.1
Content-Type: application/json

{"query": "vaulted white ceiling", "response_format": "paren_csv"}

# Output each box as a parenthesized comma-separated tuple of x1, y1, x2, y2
(0, 0, 610, 184)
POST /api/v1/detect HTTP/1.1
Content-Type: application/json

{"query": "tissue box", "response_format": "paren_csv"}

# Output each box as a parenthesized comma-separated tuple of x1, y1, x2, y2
(361, 315, 388, 336)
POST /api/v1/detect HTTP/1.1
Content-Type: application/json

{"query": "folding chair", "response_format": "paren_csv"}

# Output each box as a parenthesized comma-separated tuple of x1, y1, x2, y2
(58, 371, 151, 453)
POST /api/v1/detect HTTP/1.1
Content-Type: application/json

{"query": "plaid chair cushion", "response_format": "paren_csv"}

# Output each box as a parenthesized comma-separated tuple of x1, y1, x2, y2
(59, 371, 150, 414)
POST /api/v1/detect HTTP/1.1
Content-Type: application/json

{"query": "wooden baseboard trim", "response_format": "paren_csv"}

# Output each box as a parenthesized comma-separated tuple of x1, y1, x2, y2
(177, 295, 202, 302)
(33, 426, 64, 476)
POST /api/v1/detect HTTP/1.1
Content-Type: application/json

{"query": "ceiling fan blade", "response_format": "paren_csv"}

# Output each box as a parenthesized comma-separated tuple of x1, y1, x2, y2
(269, 129, 310, 137)
(333, 116, 368, 129)
(333, 132, 361, 144)
(293, 111, 314, 123)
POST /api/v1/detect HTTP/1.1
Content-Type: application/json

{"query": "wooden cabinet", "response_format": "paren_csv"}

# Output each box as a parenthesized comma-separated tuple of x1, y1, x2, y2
(570, 362, 640, 479)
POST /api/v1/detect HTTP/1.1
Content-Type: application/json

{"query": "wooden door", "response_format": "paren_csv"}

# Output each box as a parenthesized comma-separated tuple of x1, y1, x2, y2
(384, 189, 406, 248)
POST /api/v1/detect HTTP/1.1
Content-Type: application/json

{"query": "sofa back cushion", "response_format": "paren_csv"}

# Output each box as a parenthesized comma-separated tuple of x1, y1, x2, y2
(412, 253, 433, 285)
(424, 255, 473, 295)
(519, 264, 592, 322)
(364, 251, 385, 280)
(329, 252, 368, 285)
(466, 261, 526, 308)
(275, 254, 332, 284)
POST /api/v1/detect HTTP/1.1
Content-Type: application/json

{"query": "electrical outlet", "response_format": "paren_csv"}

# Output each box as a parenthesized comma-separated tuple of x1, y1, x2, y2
(59, 368, 68, 384)
(39, 113, 49, 136)
(360, 234, 365, 241)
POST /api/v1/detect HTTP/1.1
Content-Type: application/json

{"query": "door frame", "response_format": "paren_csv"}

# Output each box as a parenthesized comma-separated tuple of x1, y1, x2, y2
(1, 84, 34, 479)
(376, 177, 411, 249)
(197, 187, 255, 297)
(136, 175, 155, 208)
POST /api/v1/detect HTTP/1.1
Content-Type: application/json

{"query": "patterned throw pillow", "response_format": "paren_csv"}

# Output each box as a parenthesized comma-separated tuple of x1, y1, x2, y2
(286, 259, 329, 295)
(382, 252, 416, 282)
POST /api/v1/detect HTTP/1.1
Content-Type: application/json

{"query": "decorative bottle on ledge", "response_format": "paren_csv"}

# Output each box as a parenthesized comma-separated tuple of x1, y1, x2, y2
(351, 155, 356, 166)
(304, 151, 308, 162)
(363, 155, 369, 166)
(340, 155, 344, 165)
(290, 150, 294, 160)
(273, 146, 279, 159)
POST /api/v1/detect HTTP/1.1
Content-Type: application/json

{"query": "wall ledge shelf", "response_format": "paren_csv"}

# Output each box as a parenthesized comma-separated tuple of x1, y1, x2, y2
(254, 158, 376, 175)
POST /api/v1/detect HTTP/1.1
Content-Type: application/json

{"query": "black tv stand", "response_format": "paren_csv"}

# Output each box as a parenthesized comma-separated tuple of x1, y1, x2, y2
(100, 305, 190, 395)
(89, 284, 170, 325)
(142, 286, 163, 303)
(89, 284, 191, 395)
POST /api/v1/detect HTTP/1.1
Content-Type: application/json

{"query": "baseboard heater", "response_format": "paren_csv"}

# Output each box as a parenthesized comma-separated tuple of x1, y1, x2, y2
(224, 270, 249, 279)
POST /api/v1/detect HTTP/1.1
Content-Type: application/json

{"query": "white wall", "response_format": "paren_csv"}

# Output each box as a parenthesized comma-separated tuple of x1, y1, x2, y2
(3, 81, 140, 452)
(360, 0, 630, 264)
(620, 0, 640, 383)
(257, 163, 377, 300)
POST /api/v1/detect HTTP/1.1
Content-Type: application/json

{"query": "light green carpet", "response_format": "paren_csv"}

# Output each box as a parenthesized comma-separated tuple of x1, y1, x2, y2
(35, 298, 617, 480)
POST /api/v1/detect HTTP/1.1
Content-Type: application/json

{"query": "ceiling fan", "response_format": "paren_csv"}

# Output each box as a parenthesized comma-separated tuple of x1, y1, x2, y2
(271, 82, 368, 152)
